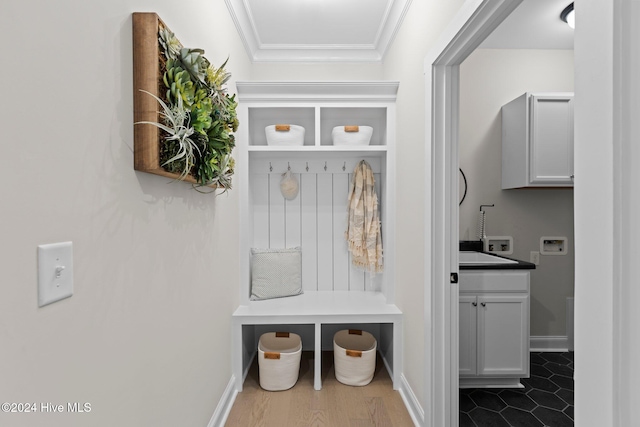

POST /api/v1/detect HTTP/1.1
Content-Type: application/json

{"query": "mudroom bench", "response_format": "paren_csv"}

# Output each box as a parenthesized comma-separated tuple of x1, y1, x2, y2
(233, 81, 402, 392)
(232, 291, 403, 391)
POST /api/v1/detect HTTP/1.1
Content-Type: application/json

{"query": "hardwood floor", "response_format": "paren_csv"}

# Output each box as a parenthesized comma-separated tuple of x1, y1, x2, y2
(225, 351, 414, 427)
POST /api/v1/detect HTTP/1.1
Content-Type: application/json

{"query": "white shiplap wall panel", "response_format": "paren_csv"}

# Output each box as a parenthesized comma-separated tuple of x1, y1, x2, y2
(249, 158, 384, 293)
(316, 174, 334, 291)
(300, 174, 318, 291)
(268, 174, 285, 247)
(285, 173, 302, 248)
(332, 173, 350, 291)
(251, 173, 270, 249)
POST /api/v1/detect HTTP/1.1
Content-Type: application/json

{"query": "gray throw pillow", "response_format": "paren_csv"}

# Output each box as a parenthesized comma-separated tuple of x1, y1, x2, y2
(250, 247, 303, 301)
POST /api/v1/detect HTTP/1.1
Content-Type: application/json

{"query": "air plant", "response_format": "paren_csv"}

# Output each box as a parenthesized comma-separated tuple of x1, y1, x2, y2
(135, 90, 200, 181)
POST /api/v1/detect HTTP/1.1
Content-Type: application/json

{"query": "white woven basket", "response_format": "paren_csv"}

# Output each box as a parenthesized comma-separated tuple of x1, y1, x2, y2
(265, 124, 305, 146)
(333, 329, 377, 386)
(331, 125, 373, 146)
(258, 332, 302, 391)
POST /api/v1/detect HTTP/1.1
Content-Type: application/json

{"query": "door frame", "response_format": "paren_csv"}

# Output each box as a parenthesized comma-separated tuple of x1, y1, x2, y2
(422, 1, 523, 426)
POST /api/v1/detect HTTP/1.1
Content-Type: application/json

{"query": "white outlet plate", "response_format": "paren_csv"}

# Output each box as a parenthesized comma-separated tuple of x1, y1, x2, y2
(38, 242, 73, 307)
(530, 251, 540, 265)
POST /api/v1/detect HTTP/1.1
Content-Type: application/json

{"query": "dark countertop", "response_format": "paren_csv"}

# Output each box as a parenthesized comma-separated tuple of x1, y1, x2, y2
(459, 240, 536, 270)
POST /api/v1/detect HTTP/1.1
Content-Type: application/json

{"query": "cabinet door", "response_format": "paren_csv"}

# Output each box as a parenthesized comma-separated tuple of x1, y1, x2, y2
(529, 95, 574, 186)
(477, 295, 529, 377)
(459, 296, 478, 376)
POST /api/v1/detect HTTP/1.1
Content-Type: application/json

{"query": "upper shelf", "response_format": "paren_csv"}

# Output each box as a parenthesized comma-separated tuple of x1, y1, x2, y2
(247, 106, 391, 147)
(236, 81, 399, 102)
(248, 146, 388, 154)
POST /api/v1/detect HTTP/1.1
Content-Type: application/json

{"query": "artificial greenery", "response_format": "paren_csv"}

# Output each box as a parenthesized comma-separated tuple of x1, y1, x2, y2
(138, 27, 238, 191)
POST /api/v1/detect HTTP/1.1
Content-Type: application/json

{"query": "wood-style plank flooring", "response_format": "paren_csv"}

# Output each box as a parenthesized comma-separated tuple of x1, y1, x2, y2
(225, 351, 414, 427)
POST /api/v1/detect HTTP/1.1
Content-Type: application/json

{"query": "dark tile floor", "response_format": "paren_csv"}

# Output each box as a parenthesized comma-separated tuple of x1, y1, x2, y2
(460, 352, 574, 427)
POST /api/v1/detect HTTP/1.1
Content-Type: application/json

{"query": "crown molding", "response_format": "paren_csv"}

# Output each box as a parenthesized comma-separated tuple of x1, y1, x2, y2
(225, 0, 412, 63)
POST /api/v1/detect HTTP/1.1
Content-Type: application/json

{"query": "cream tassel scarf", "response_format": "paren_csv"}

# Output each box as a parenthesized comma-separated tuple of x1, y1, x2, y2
(345, 160, 383, 274)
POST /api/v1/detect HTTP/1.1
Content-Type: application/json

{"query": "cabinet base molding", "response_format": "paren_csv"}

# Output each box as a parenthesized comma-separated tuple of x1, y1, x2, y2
(459, 377, 524, 389)
(530, 335, 570, 352)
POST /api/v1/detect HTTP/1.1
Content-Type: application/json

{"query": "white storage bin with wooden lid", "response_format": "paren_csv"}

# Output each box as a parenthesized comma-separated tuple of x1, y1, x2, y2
(265, 124, 305, 146)
(258, 332, 302, 391)
(333, 329, 377, 386)
(331, 125, 373, 146)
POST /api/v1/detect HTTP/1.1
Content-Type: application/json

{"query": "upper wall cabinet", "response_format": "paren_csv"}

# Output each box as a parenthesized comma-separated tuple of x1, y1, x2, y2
(501, 93, 574, 189)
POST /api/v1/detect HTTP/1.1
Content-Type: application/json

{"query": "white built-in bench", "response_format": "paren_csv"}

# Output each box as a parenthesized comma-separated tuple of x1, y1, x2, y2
(232, 291, 402, 391)
(233, 81, 402, 392)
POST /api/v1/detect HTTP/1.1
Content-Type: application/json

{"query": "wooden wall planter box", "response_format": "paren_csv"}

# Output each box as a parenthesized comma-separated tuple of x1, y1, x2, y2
(132, 12, 213, 187)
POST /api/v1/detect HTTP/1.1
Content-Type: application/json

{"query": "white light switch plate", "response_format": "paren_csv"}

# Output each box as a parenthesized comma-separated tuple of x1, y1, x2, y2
(38, 242, 73, 307)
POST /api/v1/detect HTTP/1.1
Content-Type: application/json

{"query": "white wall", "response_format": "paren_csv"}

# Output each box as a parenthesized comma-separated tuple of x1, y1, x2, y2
(0, 1, 251, 426)
(614, 1, 640, 423)
(382, 0, 466, 414)
(574, 0, 640, 425)
(1, 0, 535, 425)
(459, 49, 575, 337)
(573, 0, 614, 424)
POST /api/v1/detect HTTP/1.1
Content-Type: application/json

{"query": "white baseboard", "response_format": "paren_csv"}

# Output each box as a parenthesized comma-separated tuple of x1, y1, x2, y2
(207, 376, 238, 427)
(398, 374, 424, 427)
(530, 336, 570, 352)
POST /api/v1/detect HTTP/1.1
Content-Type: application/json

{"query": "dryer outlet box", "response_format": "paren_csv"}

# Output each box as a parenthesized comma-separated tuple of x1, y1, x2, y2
(540, 236, 568, 255)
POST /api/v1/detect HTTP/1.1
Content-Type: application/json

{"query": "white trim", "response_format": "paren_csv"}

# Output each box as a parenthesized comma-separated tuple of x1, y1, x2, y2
(530, 336, 570, 352)
(235, 81, 399, 103)
(423, 1, 523, 426)
(207, 376, 238, 427)
(225, 0, 412, 63)
(398, 374, 424, 427)
(566, 297, 574, 351)
(459, 377, 524, 389)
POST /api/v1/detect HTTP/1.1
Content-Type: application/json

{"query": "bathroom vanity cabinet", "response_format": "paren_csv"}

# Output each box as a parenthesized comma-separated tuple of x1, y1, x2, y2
(232, 82, 402, 392)
(459, 270, 530, 388)
(501, 92, 574, 189)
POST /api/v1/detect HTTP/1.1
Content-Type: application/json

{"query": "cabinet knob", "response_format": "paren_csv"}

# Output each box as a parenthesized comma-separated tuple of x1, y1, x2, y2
(472, 302, 477, 307)
(480, 302, 486, 307)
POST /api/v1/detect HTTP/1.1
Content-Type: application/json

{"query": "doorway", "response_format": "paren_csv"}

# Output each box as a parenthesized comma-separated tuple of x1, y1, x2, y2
(423, 1, 524, 426)
(426, 1, 640, 426)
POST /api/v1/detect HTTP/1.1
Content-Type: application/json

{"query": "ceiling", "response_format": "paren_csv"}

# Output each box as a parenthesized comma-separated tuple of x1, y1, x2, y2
(480, 0, 574, 49)
(224, 0, 573, 64)
(224, 0, 412, 62)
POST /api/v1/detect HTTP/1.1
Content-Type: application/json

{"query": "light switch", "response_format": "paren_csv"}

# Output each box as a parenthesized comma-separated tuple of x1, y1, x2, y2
(38, 241, 73, 307)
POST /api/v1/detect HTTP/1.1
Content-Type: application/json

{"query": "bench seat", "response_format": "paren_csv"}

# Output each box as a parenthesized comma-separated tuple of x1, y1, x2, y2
(232, 291, 402, 391)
